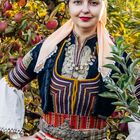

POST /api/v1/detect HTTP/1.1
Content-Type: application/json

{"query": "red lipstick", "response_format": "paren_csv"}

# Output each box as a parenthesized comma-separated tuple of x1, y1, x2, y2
(80, 17, 91, 21)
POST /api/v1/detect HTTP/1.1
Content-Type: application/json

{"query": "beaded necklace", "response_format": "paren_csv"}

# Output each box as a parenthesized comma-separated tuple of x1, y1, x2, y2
(61, 36, 97, 79)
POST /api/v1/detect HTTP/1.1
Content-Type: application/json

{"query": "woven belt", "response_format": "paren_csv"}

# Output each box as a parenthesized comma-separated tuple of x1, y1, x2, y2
(42, 112, 106, 129)
(37, 118, 108, 140)
(35, 131, 60, 140)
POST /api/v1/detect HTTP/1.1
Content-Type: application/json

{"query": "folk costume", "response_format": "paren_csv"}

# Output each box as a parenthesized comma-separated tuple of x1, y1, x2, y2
(0, 0, 120, 139)
(0, 34, 114, 139)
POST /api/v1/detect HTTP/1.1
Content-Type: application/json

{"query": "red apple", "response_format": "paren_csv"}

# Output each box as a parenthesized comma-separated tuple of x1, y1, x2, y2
(31, 34, 42, 45)
(2, 0, 12, 13)
(45, 19, 58, 30)
(14, 12, 23, 22)
(0, 21, 8, 32)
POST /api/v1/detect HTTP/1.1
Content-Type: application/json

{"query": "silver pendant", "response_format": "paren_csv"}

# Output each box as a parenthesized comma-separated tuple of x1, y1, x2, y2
(75, 66, 79, 71)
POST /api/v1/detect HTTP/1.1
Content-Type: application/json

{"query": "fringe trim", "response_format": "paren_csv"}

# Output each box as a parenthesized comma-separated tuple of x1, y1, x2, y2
(0, 127, 24, 135)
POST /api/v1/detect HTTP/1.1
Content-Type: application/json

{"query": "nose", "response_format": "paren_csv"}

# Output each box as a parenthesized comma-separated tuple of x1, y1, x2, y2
(82, 2, 90, 13)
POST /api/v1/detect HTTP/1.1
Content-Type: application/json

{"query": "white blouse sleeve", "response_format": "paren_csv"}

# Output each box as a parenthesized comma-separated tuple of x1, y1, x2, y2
(127, 121, 140, 140)
(0, 77, 24, 134)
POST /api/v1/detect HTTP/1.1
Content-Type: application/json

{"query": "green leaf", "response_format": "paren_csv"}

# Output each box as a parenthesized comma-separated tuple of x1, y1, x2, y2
(116, 37, 124, 48)
(113, 54, 124, 64)
(115, 106, 128, 112)
(111, 73, 121, 79)
(129, 99, 139, 113)
(19, 19, 28, 30)
(27, 29, 32, 43)
(104, 64, 121, 74)
(121, 45, 129, 53)
(99, 92, 118, 99)
(106, 57, 115, 61)
(105, 83, 118, 92)
(117, 74, 129, 89)
(111, 45, 120, 55)
(128, 58, 140, 74)
(112, 101, 125, 106)
(126, 52, 132, 63)
(121, 91, 128, 101)
(120, 117, 134, 123)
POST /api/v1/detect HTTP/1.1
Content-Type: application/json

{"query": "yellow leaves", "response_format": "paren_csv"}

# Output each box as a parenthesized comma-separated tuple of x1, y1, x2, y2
(24, 96, 33, 105)
(107, 129, 111, 140)
(58, 2, 66, 13)
(31, 80, 38, 89)
(24, 119, 35, 132)
(124, 112, 130, 117)
(4, 10, 16, 17)
(25, 0, 38, 11)
(37, 9, 47, 18)
(25, 0, 48, 13)
(12, 2, 21, 11)
(108, 0, 140, 60)
(25, 1, 34, 11)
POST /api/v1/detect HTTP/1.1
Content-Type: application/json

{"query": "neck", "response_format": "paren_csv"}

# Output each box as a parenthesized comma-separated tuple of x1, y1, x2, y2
(73, 25, 97, 45)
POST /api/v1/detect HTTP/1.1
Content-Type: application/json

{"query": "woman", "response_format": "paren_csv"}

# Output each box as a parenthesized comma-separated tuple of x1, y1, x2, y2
(0, 0, 116, 139)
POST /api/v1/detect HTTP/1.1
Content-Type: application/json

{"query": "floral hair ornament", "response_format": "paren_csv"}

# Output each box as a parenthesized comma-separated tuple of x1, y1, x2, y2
(34, 0, 115, 77)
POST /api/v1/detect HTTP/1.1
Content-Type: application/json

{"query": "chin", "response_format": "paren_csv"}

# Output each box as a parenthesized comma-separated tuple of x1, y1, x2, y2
(77, 24, 97, 30)
(76, 20, 97, 30)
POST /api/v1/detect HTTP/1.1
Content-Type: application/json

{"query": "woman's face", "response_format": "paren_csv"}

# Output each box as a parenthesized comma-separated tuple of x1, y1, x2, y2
(68, 0, 103, 30)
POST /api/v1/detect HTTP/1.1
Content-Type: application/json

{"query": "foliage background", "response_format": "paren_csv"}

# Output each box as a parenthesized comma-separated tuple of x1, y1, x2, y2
(0, 0, 140, 139)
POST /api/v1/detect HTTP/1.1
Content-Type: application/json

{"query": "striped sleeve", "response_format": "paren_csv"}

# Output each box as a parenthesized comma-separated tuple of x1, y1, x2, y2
(8, 60, 32, 89)
(135, 77, 140, 99)
(7, 41, 43, 89)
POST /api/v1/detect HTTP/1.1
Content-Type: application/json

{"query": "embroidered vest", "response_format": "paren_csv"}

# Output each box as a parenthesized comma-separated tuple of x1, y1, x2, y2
(50, 39, 101, 116)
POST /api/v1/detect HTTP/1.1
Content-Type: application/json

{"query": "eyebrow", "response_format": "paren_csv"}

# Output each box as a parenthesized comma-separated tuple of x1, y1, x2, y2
(89, 0, 100, 2)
